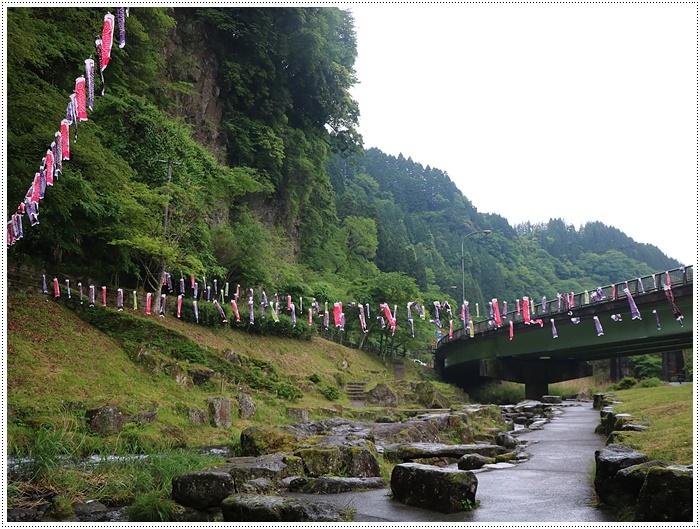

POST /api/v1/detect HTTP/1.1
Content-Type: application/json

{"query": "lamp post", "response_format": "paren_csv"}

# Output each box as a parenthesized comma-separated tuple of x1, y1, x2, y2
(461, 229, 491, 307)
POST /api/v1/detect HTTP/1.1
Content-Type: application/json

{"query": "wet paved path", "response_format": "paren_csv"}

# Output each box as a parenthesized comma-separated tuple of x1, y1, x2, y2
(287, 401, 614, 522)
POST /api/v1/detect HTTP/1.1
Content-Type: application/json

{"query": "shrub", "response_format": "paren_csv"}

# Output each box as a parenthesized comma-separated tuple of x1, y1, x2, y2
(322, 385, 340, 401)
(611, 377, 638, 391)
(637, 377, 663, 388)
(307, 374, 322, 384)
(276, 382, 303, 401)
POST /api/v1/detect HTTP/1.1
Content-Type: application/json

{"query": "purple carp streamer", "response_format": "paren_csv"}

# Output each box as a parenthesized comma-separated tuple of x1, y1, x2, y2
(653, 309, 661, 330)
(407, 301, 425, 338)
(85, 59, 95, 111)
(622, 288, 642, 320)
(593, 316, 604, 336)
(358, 304, 368, 333)
(290, 303, 297, 327)
(550, 319, 558, 339)
(214, 300, 227, 323)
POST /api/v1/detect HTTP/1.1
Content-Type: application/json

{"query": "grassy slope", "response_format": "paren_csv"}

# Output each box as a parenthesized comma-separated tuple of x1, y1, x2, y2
(7, 292, 433, 452)
(8, 293, 693, 465)
(611, 384, 693, 465)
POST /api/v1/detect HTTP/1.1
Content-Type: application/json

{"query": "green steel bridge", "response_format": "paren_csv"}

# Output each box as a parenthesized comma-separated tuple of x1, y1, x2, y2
(434, 266, 694, 399)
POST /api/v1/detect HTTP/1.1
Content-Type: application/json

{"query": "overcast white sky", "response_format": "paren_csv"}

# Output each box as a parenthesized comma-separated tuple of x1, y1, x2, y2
(346, 3, 697, 267)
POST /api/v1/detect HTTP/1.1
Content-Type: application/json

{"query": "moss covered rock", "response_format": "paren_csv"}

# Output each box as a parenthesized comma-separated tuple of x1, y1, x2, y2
(240, 426, 296, 456)
(635, 466, 693, 522)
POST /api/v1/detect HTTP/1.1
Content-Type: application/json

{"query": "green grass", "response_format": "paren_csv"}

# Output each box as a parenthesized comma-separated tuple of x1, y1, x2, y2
(609, 384, 693, 465)
(7, 292, 404, 454)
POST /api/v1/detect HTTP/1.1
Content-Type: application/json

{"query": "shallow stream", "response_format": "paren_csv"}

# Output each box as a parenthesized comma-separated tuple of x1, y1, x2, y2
(286, 401, 613, 522)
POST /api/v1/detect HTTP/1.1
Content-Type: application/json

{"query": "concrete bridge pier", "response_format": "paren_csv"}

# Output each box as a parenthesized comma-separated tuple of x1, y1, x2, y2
(480, 358, 593, 400)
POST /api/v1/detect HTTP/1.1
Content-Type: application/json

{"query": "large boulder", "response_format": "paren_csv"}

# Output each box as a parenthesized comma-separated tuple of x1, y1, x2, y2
(593, 393, 615, 410)
(85, 406, 132, 435)
(171, 471, 235, 511)
(390, 463, 478, 513)
(236, 392, 257, 419)
(613, 460, 667, 503)
(635, 466, 693, 522)
(365, 383, 399, 407)
(412, 382, 450, 409)
(226, 454, 305, 488)
(340, 445, 381, 478)
(596, 410, 634, 436)
(495, 431, 519, 450)
(206, 397, 232, 429)
(240, 426, 296, 456)
(594, 444, 648, 503)
(220, 494, 347, 522)
(189, 368, 215, 386)
(294, 446, 343, 477)
(371, 418, 441, 444)
(188, 407, 208, 426)
(457, 453, 491, 470)
(285, 407, 309, 422)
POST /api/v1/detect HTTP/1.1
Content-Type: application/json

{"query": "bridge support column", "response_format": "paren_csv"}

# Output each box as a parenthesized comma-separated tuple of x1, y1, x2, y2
(610, 357, 632, 382)
(480, 358, 592, 401)
(525, 381, 550, 401)
(662, 351, 685, 381)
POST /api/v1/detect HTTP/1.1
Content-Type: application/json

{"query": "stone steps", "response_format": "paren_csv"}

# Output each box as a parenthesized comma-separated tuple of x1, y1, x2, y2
(346, 382, 367, 401)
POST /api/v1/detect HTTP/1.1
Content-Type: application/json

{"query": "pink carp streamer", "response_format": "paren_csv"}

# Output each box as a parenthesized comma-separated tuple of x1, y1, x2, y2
(101, 13, 115, 72)
(491, 299, 502, 327)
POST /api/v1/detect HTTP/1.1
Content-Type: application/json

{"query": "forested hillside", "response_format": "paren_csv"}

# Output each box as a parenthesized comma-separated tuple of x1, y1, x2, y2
(7, 7, 681, 358)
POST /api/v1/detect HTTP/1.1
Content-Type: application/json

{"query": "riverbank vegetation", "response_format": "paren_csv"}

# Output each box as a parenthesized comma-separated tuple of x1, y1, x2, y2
(607, 384, 693, 465)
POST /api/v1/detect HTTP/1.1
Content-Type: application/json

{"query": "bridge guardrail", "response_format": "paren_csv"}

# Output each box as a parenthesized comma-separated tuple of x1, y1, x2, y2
(438, 265, 692, 348)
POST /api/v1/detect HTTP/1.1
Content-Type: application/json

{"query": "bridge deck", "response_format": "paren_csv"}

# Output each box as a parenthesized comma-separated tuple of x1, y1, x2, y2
(435, 267, 693, 380)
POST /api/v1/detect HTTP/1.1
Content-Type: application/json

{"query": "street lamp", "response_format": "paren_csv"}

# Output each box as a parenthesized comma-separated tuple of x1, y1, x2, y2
(461, 229, 491, 307)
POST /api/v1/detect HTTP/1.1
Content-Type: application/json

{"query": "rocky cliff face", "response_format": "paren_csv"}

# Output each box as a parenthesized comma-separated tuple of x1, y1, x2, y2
(163, 12, 227, 163)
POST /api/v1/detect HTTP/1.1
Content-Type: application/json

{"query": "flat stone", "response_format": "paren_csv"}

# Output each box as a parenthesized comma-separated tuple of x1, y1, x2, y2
(288, 476, 386, 494)
(220, 493, 347, 522)
(384, 442, 505, 462)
